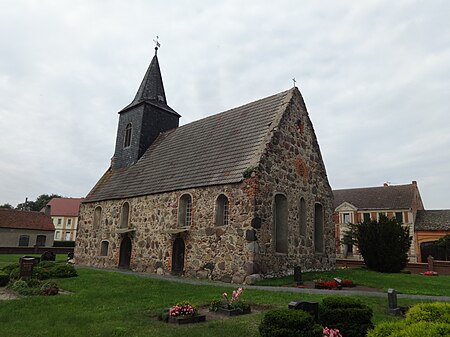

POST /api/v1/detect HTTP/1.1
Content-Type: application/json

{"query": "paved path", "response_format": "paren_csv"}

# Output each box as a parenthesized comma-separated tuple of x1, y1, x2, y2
(81, 266, 450, 302)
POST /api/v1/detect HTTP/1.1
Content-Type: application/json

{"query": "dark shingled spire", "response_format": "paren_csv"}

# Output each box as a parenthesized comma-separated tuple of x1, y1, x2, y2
(120, 47, 175, 114)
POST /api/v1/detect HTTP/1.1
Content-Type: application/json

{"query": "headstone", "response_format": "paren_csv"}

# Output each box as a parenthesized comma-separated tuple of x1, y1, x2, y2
(288, 301, 319, 322)
(294, 266, 303, 285)
(388, 288, 398, 310)
(19, 256, 37, 279)
(427, 255, 434, 271)
(333, 277, 342, 285)
(41, 251, 56, 261)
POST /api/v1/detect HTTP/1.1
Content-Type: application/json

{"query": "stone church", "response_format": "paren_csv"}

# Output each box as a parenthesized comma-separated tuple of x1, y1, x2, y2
(75, 46, 335, 283)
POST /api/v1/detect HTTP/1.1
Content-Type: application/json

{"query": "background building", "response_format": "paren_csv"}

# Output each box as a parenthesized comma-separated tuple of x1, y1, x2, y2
(43, 197, 84, 241)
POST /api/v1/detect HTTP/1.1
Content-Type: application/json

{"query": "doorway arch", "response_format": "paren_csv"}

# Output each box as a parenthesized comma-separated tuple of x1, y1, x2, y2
(119, 236, 132, 269)
(171, 237, 185, 275)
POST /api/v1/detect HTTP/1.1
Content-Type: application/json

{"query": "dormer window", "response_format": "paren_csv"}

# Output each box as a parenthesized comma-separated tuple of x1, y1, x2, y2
(124, 123, 132, 148)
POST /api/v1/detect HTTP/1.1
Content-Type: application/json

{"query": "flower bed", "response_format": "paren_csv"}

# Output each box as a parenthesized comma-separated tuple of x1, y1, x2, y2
(314, 279, 355, 289)
(166, 301, 205, 324)
(210, 287, 251, 315)
(422, 271, 438, 276)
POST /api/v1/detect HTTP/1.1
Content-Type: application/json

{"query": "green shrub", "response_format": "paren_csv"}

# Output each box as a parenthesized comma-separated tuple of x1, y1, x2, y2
(9, 279, 40, 296)
(38, 261, 56, 269)
(49, 264, 77, 278)
(33, 265, 52, 280)
(40, 280, 59, 296)
(9, 267, 20, 280)
(26, 278, 41, 288)
(319, 296, 374, 337)
(1, 263, 19, 275)
(0, 271, 10, 287)
(406, 302, 450, 324)
(368, 321, 450, 337)
(53, 240, 75, 247)
(259, 308, 322, 337)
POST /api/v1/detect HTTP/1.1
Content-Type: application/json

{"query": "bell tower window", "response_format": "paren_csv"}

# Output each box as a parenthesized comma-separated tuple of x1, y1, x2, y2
(124, 123, 132, 148)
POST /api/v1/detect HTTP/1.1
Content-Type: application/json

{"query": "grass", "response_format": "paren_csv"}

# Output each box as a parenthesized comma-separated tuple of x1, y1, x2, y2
(255, 268, 450, 297)
(0, 255, 448, 337)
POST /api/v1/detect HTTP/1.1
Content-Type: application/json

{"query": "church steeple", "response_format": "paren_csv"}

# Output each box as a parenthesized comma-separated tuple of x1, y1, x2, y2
(120, 47, 169, 113)
(112, 45, 180, 170)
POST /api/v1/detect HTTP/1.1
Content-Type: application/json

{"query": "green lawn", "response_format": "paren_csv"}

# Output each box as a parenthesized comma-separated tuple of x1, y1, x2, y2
(255, 268, 450, 297)
(0, 256, 448, 337)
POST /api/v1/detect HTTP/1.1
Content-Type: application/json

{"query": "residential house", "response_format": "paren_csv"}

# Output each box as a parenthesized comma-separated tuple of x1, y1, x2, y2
(333, 181, 424, 262)
(0, 209, 55, 248)
(75, 46, 335, 283)
(43, 198, 84, 241)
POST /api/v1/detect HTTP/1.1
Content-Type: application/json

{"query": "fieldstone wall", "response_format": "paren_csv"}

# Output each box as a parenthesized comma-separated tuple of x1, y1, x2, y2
(251, 90, 335, 276)
(75, 182, 256, 283)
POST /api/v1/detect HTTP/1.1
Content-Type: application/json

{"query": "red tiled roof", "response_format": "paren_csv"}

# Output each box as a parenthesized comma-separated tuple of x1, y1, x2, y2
(46, 198, 84, 216)
(0, 209, 55, 231)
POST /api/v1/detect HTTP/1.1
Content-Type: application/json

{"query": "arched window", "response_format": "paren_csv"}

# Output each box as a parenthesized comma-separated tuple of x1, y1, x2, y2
(93, 206, 102, 229)
(215, 194, 229, 226)
(314, 203, 324, 253)
(123, 123, 132, 148)
(178, 194, 192, 227)
(274, 194, 288, 254)
(100, 240, 109, 256)
(120, 202, 130, 228)
(299, 197, 307, 237)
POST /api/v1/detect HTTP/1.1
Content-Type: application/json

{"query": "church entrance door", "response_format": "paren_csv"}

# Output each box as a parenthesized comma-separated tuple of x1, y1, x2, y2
(171, 237, 185, 275)
(119, 236, 132, 269)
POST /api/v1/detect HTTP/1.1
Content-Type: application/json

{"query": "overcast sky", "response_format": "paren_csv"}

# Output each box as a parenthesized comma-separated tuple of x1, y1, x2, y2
(0, 1, 449, 209)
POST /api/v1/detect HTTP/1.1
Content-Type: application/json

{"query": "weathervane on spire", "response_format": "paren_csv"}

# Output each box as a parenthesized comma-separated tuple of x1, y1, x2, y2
(153, 36, 160, 54)
(292, 77, 297, 88)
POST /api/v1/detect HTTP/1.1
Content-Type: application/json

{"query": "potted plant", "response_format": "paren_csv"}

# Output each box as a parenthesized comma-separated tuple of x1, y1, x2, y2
(210, 288, 251, 316)
(167, 301, 206, 324)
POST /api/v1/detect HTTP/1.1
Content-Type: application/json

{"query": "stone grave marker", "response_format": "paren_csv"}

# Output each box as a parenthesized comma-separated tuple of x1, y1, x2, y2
(19, 256, 38, 280)
(288, 300, 319, 322)
(294, 266, 303, 285)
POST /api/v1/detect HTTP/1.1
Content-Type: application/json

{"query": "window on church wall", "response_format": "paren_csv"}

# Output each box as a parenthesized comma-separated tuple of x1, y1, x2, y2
(215, 194, 229, 226)
(120, 202, 130, 228)
(93, 206, 102, 229)
(100, 240, 109, 256)
(274, 194, 288, 254)
(299, 197, 306, 237)
(178, 194, 192, 227)
(314, 203, 324, 253)
(123, 123, 132, 148)
(18, 235, 30, 247)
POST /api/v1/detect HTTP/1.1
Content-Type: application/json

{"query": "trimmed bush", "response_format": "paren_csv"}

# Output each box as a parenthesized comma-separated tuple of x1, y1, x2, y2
(368, 302, 450, 337)
(9, 267, 20, 280)
(9, 279, 40, 296)
(0, 271, 10, 287)
(49, 264, 77, 278)
(406, 302, 450, 324)
(259, 308, 323, 337)
(319, 297, 374, 337)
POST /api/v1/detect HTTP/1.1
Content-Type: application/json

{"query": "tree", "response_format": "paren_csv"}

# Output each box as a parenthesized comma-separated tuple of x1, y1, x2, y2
(436, 234, 450, 261)
(344, 215, 412, 273)
(0, 203, 13, 209)
(15, 194, 63, 211)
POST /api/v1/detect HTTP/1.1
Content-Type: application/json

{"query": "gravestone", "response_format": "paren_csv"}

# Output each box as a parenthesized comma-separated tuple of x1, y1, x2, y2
(19, 256, 38, 279)
(427, 255, 434, 271)
(294, 266, 303, 285)
(387, 288, 397, 309)
(41, 251, 56, 261)
(288, 300, 319, 322)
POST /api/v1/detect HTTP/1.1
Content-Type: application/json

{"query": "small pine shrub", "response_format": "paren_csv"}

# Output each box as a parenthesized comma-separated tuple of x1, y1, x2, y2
(38, 261, 56, 269)
(33, 266, 52, 280)
(0, 271, 10, 287)
(40, 280, 59, 296)
(319, 297, 374, 337)
(1, 263, 20, 275)
(9, 267, 20, 280)
(9, 279, 40, 296)
(259, 308, 323, 337)
(49, 264, 77, 278)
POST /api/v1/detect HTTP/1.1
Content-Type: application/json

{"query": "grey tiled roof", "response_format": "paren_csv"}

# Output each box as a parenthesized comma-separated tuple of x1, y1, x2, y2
(415, 210, 450, 231)
(85, 88, 295, 202)
(333, 184, 417, 210)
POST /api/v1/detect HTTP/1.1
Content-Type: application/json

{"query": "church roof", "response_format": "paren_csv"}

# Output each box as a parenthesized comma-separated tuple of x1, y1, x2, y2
(0, 209, 54, 231)
(415, 210, 450, 231)
(333, 183, 418, 211)
(119, 49, 179, 116)
(85, 88, 297, 202)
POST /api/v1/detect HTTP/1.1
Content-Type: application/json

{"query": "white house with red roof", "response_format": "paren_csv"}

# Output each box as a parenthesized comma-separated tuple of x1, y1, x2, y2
(0, 209, 55, 247)
(43, 198, 84, 241)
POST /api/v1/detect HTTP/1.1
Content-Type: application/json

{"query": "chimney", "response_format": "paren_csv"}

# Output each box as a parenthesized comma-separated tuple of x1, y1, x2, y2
(383, 182, 389, 187)
(412, 180, 417, 185)
(44, 205, 51, 216)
